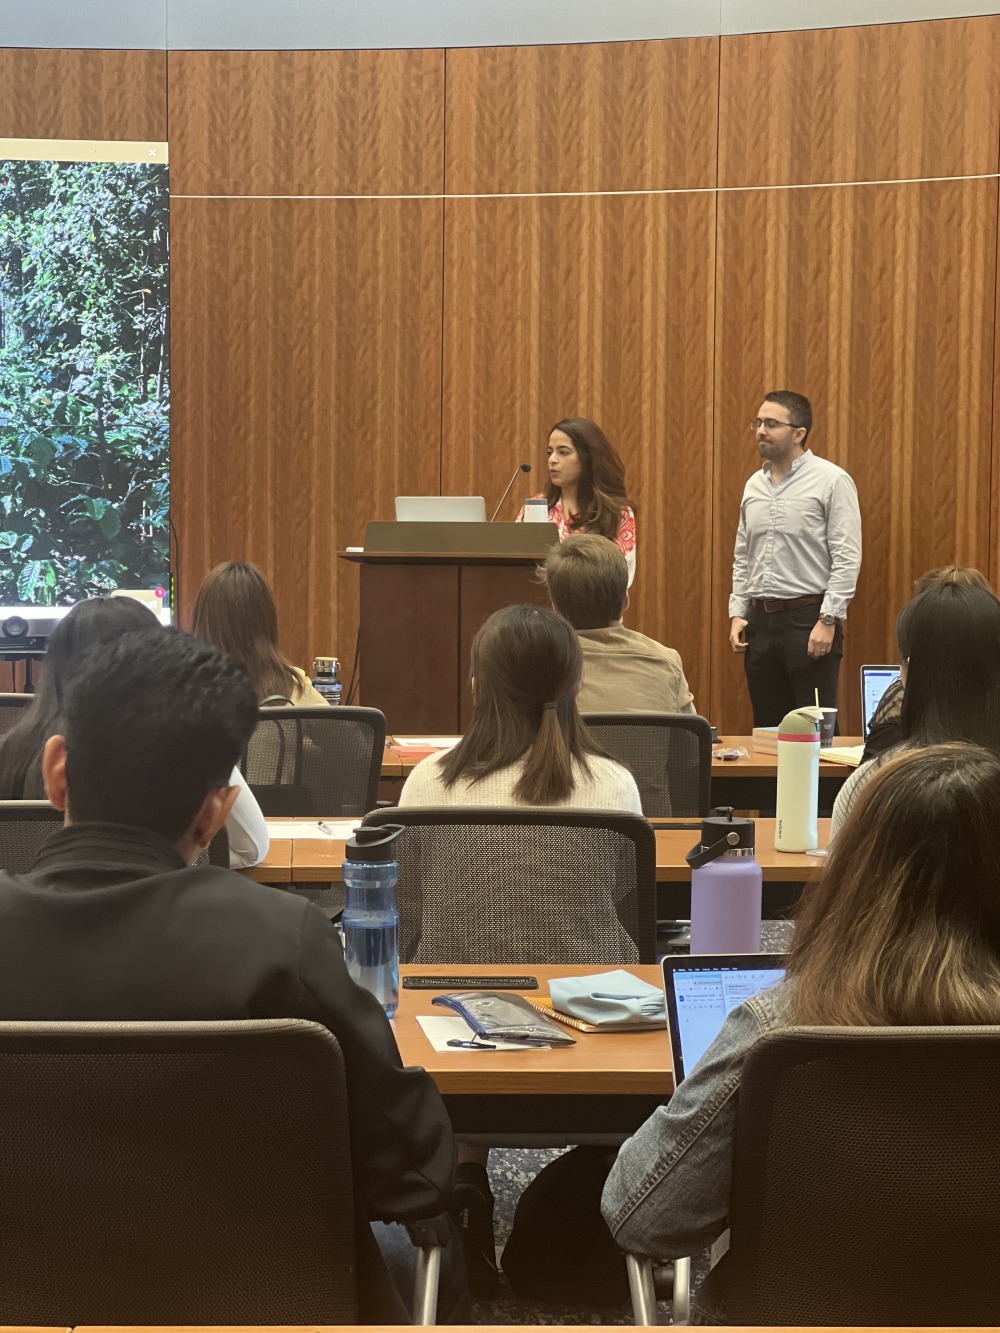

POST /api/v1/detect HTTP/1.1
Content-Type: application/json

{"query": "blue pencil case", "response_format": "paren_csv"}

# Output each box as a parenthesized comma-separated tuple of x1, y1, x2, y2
(433, 991, 576, 1047)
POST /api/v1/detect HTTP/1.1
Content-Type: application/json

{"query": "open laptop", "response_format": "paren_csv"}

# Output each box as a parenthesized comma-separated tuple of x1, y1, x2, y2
(394, 496, 487, 523)
(860, 664, 902, 738)
(663, 954, 786, 1082)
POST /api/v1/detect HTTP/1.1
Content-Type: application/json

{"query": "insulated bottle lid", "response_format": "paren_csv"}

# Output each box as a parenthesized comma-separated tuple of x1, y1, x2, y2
(778, 705, 824, 737)
(313, 656, 340, 676)
(685, 806, 756, 869)
(345, 824, 405, 861)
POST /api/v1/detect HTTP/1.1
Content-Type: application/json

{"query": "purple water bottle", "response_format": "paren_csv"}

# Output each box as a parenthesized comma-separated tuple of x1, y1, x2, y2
(685, 807, 762, 954)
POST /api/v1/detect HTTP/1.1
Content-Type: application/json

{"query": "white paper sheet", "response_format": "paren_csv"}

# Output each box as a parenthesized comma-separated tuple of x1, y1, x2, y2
(416, 1015, 546, 1052)
(263, 819, 361, 839)
(393, 736, 461, 749)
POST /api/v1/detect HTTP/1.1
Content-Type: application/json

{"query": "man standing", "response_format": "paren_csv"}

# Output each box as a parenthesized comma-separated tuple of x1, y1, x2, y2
(729, 391, 862, 727)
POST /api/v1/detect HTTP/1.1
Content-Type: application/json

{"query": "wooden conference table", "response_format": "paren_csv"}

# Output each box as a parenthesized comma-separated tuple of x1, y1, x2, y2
(245, 817, 831, 886)
(393, 963, 669, 1139)
(380, 734, 862, 809)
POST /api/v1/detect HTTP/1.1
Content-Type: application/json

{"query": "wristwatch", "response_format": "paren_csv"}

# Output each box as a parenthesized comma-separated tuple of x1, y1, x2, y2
(821, 613, 836, 626)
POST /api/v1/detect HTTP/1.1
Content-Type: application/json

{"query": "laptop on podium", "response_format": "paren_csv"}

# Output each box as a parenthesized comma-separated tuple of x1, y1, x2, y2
(395, 496, 487, 522)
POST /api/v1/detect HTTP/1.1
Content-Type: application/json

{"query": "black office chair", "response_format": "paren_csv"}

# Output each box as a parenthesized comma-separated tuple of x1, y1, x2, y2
(193, 824, 230, 869)
(0, 692, 33, 739)
(362, 806, 656, 964)
(0, 1018, 442, 1325)
(581, 713, 712, 818)
(627, 1025, 1000, 1325)
(0, 800, 63, 873)
(240, 705, 386, 817)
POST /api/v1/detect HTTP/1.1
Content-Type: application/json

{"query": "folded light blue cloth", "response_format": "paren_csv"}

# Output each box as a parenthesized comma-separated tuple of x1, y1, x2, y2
(548, 969, 667, 1030)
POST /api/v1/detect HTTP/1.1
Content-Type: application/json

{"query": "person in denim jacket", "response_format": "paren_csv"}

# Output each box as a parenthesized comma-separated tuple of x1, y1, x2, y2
(603, 742, 1000, 1321)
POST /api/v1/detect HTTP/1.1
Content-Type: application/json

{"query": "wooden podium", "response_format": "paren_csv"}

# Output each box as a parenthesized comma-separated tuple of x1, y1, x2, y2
(340, 521, 560, 733)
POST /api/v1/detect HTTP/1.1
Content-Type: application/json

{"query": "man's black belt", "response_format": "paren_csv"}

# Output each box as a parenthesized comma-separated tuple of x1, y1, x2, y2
(750, 594, 825, 613)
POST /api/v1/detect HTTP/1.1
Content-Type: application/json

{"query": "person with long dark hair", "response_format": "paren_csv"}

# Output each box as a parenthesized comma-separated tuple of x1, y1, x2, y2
(191, 561, 327, 705)
(0, 597, 268, 869)
(0, 597, 161, 800)
(399, 603, 640, 810)
(862, 565, 995, 762)
(832, 580, 1000, 835)
(603, 742, 1000, 1319)
(519, 418, 637, 586)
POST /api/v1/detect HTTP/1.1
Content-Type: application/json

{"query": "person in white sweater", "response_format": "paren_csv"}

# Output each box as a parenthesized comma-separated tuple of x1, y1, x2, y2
(399, 603, 641, 813)
(398, 602, 641, 1300)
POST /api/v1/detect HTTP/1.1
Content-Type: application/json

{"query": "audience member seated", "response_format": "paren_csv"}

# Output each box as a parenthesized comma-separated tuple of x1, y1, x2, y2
(398, 601, 640, 1297)
(834, 581, 1000, 836)
(544, 533, 695, 715)
(192, 560, 328, 706)
(862, 565, 994, 763)
(0, 597, 268, 869)
(399, 603, 641, 812)
(0, 628, 463, 1322)
(603, 742, 1000, 1321)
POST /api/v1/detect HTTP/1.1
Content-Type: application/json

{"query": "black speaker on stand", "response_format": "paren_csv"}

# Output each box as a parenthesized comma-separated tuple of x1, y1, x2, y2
(0, 614, 56, 693)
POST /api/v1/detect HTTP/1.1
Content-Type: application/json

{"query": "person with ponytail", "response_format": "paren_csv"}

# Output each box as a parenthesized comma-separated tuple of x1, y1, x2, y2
(398, 603, 640, 811)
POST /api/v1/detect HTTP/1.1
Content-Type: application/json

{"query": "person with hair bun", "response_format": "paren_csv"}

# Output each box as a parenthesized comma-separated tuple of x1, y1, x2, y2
(398, 603, 640, 811)
(518, 418, 637, 587)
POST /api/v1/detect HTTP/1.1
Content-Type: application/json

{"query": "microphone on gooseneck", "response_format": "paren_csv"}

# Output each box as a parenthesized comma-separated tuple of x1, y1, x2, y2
(490, 463, 532, 522)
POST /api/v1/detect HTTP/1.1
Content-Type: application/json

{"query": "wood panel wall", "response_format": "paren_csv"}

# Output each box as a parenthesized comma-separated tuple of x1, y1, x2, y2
(5, 17, 1000, 735)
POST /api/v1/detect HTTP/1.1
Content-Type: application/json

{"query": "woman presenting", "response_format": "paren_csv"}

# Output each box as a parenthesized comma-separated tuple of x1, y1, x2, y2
(519, 417, 637, 586)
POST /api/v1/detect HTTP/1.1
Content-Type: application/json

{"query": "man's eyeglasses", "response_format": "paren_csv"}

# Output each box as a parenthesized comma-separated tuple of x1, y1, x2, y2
(750, 418, 798, 432)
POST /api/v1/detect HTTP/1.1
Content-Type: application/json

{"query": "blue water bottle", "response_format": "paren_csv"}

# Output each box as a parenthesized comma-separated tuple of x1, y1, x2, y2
(342, 825, 404, 1016)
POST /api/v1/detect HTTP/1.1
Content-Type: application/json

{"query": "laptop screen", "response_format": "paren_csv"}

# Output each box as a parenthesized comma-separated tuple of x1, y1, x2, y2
(861, 665, 902, 737)
(662, 955, 785, 1082)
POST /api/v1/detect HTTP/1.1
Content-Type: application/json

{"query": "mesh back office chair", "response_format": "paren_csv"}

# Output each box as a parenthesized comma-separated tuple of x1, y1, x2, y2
(0, 801, 228, 873)
(363, 807, 656, 965)
(0, 800, 63, 873)
(627, 1026, 1000, 1325)
(582, 713, 712, 818)
(0, 1018, 442, 1326)
(241, 705, 385, 817)
(194, 824, 230, 868)
(0, 692, 33, 739)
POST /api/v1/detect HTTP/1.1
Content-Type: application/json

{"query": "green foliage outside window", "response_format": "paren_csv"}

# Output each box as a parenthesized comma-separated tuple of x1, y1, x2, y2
(0, 158, 169, 604)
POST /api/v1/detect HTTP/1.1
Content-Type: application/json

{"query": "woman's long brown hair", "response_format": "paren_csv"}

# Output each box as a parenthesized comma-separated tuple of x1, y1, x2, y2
(788, 743, 1000, 1026)
(545, 418, 632, 541)
(438, 604, 611, 804)
(190, 562, 298, 702)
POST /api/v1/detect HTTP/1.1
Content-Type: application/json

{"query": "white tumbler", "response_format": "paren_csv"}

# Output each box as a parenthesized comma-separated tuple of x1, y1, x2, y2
(775, 706, 824, 852)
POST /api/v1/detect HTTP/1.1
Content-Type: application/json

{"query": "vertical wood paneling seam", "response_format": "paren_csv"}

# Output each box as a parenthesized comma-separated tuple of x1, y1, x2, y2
(709, 33, 722, 732)
(439, 47, 448, 497)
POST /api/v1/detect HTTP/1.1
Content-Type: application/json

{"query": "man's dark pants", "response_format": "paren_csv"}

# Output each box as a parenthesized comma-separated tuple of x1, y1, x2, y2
(743, 602, 843, 728)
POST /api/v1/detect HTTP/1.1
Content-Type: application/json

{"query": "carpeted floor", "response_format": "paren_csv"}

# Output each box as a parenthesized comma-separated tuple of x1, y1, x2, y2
(467, 920, 795, 1323)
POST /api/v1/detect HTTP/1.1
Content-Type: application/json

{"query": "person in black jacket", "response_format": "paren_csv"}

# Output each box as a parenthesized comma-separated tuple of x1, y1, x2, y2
(0, 626, 464, 1323)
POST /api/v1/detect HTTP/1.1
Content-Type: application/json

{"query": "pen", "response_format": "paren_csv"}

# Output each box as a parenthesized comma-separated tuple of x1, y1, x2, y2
(447, 1038, 497, 1049)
